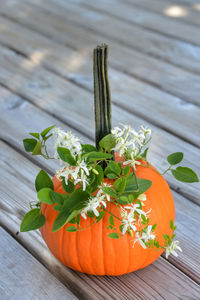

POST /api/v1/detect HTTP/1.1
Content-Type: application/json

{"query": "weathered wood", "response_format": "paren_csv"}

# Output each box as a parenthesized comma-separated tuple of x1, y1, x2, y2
(0, 17, 200, 147)
(0, 141, 200, 297)
(0, 228, 77, 300)
(125, 0, 200, 26)
(73, 0, 200, 45)
(0, 56, 199, 206)
(1, 1, 200, 106)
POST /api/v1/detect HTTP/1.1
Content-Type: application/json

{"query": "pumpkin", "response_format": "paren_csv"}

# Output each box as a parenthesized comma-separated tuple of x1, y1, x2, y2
(40, 153, 175, 276)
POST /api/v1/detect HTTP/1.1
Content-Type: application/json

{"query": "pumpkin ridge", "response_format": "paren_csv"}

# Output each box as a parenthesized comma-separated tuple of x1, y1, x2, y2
(101, 212, 105, 275)
(60, 226, 66, 266)
(76, 229, 84, 273)
(125, 230, 131, 274)
(89, 219, 95, 274)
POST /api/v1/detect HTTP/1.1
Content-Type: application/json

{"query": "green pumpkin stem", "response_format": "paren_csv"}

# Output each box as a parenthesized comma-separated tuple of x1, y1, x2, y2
(93, 44, 113, 168)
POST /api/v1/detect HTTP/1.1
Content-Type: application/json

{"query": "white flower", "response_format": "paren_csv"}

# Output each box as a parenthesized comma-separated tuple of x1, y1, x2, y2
(165, 240, 182, 259)
(125, 204, 146, 217)
(123, 158, 141, 170)
(137, 193, 147, 206)
(142, 225, 155, 242)
(140, 125, 151, 136)
(80, 183, 111, 219)
(74, 169, 89, 191)
(134, 232, 147, 248)
(56, 158, 90, 190)
(138, 194, 146, 201)
(134, 225, 155, 249)
(121, 208, 137, 235)
(111, 124, 152, 160)
(81, 197, 100, 219)
(53, 127, 81, 159)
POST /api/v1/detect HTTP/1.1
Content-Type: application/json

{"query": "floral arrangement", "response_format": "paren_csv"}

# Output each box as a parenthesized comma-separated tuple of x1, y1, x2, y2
(21, 123, 198, 259)
(20, 44, 199, 275)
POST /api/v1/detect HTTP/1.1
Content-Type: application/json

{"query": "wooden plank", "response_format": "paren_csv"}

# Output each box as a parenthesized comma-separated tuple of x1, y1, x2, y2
(0, 18, 200, 148)
(0, 53, 199, 206)
(125, 0, 200, 26)
(0, 228, 77, 300)
(0, 86, 200, 284)
(1, 1, 200, 106)
(71, 0, 200, 45)
(0, 140, 200, 297)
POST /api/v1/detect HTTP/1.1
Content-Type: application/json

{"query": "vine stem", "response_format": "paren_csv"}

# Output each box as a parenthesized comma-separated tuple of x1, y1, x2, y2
(102, 207, 122, 221)
(130, 165, 139, 192)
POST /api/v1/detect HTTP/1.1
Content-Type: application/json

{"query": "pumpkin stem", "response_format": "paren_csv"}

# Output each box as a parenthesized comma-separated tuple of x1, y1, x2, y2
(93, 44, 113, 168)
(93, 44, 112, 148)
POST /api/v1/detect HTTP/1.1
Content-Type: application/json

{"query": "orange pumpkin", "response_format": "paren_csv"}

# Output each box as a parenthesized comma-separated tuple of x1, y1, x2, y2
(40, 154, 175, 276)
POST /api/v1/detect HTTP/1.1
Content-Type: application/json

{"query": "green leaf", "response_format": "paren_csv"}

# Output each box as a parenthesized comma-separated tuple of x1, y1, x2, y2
(90, 165, 104, 192)
(53, 204, 63, 211)
(43, 133, 53, 142)
(57, 147, 76, 165)
(61, 177, 75, 194)
(66, 226, 77, 232)
(50, 191, 64, 205)
(123, 166, 130, 176)
(167, 152, 184, 166)
(23, 138, 37, 152)
(87, 211, 95, 218)
(37, 188, 54, 204)
(106, 173, 118, 179)
(171, 167, 199, 183)
(29, 132, 40, 139)
(102, 187, 117, 198)
(107, 225, 113, 229)
(81, 144, 97, 156)
(124, 174, 152, 194)
(163, 234, 170, 241)
(140, 148, 149, 160)
(20, 208, 45, 232)
(113, 177, 126, 194)
(169, 220, 174, 230)
(109, 215, 115, 226)
(41, 125, 55, 137)
(35, 170, 54, 192)
(108, 232, 120, 239)
(108, 161, 121, 176)
(52, 189, 89, 232)
(116, 196, 129, 205)
(152, 224, 157, 232)
(99, 134, 116, 151)
(96, 211, 105, 223)
(84, 151, 113, 162)
(32, 141, 42, 155)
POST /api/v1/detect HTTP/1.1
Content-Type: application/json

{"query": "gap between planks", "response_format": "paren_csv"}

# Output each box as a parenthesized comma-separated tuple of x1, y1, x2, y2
(0, 16, 199, 149)
(124, 0, 200, 27)
(26, 0, 200, 76)
(0, 52, 199, 205)
(0, 227, 78, 300)
(1, 0, 200, 107)
(0, 25, 199, 148)
(78, 0, 200, 46)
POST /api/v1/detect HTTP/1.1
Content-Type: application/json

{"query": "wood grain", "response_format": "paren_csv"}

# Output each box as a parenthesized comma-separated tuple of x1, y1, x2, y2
(0, 17, 200, 148)
(0, 227, 77, 300)
(74, 0, 200, 45)
(0, 141, 200, 298)
(1, 0, 200, 106)
(0, 55, 199, 205)
(125, 0, 200, 26)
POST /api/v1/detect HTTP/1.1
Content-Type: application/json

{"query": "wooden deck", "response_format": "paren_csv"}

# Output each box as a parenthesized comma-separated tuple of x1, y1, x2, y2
(0, 0, 200, 298)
